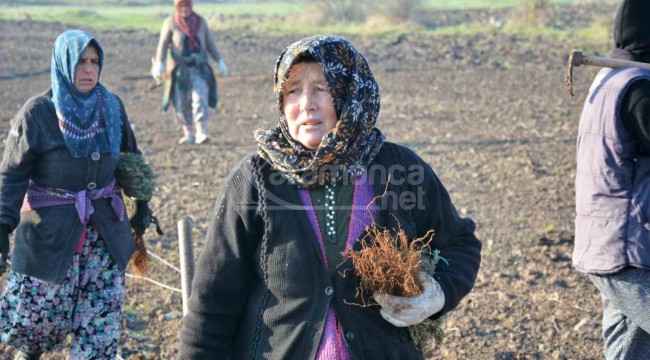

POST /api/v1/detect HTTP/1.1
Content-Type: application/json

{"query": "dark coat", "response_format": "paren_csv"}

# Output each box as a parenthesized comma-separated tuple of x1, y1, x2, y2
(178, 142, 481, 359)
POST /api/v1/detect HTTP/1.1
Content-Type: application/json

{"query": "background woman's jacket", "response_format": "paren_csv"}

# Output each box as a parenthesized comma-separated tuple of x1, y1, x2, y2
(0, 91, 138, 283)
(178, 142, 481, 359)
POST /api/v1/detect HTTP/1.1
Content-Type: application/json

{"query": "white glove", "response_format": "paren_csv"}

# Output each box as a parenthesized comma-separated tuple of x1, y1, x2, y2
(373, 272, 445, 327)
(218, 58, 228, 76)
(151, 61, 165, 81)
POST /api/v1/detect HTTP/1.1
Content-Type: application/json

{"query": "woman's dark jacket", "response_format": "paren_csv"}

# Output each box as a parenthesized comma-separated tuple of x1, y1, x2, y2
(178, 142, 481, 359)
(0, 90, 138, 283)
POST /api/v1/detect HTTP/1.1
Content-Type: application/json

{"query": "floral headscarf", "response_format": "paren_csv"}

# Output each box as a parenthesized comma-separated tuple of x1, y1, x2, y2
(255, 35, 385, 189)
(51, 30, 121, 159)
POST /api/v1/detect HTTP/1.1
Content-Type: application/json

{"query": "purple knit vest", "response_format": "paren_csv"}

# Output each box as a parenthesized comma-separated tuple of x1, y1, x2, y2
(299, 173, 376, 359)
(574, 67, 650, 274)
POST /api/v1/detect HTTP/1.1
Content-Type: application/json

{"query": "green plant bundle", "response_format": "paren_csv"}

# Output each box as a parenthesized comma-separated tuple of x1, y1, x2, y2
(409, 317, 446, 350)
(116, 152, 157, 201)
(420, 247, 446, 275)
(408, 247, 448, 350)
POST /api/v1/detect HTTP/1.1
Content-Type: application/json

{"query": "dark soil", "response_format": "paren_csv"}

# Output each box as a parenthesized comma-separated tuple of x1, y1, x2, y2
(0, 3, 619, 359)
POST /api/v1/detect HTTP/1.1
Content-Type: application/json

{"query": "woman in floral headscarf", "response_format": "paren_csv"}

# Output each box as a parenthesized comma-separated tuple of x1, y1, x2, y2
(178, 35, 481, 359)
(0, 30, 153, 360)
(153, 0, 229, 144)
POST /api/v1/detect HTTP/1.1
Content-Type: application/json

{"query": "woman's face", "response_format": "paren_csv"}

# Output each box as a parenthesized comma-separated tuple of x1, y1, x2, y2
(282, 62, 338, 151)
(178, 2, 192, 17)
(73, 45, 100, 93)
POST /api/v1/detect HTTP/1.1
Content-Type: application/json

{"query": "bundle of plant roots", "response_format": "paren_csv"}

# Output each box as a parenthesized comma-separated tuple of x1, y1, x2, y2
(130, 231, 149, 277)
(116, 152, 158, 276)
(348, 224, 446, 350)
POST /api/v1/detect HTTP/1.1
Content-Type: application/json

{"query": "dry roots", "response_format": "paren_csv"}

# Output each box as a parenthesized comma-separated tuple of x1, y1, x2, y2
(347, 224, 446, 350)
(349, 225, 434, 301)
(128, 233, 149, 277)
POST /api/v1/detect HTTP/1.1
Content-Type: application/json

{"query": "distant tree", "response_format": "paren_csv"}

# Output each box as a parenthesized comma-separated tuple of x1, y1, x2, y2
(378, 0, 422, 23)
(506, 0, 549, 28)
(527, 0, 549, 26)
(309, 0, 422, 25)
(310, 0, 366, 23)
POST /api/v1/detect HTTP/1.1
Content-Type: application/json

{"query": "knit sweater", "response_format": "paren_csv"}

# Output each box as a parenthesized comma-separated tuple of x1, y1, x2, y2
(178, 142, 481, 359)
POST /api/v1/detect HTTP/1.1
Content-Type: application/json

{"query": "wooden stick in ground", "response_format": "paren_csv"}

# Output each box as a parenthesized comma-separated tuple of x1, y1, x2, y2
(565, 50, 650, 97)
(178, 216, 194, 317)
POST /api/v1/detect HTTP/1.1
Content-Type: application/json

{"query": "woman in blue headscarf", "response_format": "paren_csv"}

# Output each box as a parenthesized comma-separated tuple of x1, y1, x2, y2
(0, 30, 152, 360)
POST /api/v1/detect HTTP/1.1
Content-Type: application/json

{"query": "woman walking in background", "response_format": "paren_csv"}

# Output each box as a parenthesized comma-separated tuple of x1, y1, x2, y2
(178, 35, 481, 359)
(152, 0, 229, 145)
(0, 30, 153, 360)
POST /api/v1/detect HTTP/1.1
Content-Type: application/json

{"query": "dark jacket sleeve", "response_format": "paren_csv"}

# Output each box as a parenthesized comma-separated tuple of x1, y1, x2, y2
(0, 96, 43, 230)
(620, 79, 650, 156)
(116, 96, 138, 154)
(403, 146, 481, 319)
(178, 155, 261, 359)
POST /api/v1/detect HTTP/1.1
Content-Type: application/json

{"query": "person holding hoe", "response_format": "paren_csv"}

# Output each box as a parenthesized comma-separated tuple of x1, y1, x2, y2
(573, 0, 650, 358)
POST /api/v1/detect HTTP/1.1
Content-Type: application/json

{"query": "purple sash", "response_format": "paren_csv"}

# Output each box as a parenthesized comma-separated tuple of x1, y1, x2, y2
(21, 179, 125, 225)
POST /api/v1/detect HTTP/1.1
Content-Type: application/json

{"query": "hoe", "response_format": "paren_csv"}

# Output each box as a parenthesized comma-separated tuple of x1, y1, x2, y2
(565, 50, 650, 97)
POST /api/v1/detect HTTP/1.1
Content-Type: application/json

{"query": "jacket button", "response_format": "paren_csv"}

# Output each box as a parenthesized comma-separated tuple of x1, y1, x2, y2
(87, 182, 97, 190)
(91, 152, 100, 161)
(345, 331, 355, 341)
(324, 287, 334, 296)
(645, 223, 650, 231)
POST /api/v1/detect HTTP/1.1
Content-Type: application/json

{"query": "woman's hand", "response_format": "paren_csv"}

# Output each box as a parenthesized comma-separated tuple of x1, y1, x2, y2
(218, 58, 229, 76)
(373, 272, 445, 327)
(130, 200, 152, 237)
(151, 61, 165, 83)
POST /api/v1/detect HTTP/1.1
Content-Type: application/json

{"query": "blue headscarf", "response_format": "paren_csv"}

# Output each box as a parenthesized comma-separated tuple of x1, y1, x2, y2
(51, 30, 122, 159)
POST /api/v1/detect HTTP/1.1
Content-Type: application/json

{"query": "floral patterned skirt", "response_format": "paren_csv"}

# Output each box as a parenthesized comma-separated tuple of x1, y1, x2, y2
(0, 224, 125, 359)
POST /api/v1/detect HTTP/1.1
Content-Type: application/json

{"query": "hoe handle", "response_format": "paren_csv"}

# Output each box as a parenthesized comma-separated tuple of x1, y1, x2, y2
(566, 50, 650, 97)
(570, 50, 650, 71)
